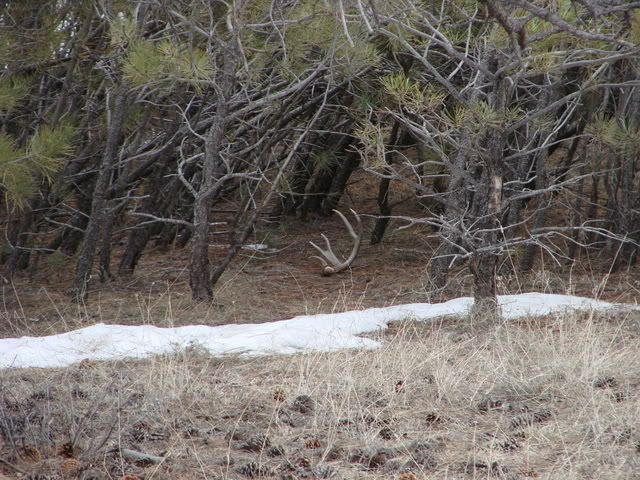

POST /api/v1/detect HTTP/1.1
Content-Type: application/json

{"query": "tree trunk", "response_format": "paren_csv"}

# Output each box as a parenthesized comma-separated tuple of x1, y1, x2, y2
(299, 159, 338, 218)
(471, 251, 498, 308)
(469, 68, 507, 314)
(209, 111, 322, 287)
(428, 136, 471, 291)
(470, 174, 503, 315)
(3, 8, 96, 278)
(271, 155, 310, 219)
(300, 126, 352, 218)
(4, 207, 35, 276)
(1, 214, 21, 265)
(320, 150, 359, 216)
(189, 196, 214, 300)
(189, 44, 236, 301)
(273, 138, 316, 219)
(98, 206, 119, 282)
(567, 143, 589, 263)
(118, 161, 173, 275)
(371, 121, 401, 244)
(60, 192, 93, 256)
(520, 150, 550, 272)
(71, 84, 128, 302)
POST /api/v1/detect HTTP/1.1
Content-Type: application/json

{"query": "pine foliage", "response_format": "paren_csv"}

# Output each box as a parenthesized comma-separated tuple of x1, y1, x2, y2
(0, 76, 29, 113)
(0, 124, 73, 209)
(122, 39, 213, 90)
(28, 123, 75, 181)
(0, 134, 33, 209)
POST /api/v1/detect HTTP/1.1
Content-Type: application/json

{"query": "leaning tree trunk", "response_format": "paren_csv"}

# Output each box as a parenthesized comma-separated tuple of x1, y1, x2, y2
(189, 46, 235, 301)
(612, 153, 637, 271)
(2, 214, 21, 266)
(209, 110, 322, 287)
(62, 192, 94, 256)
(98, 200, 128, 282)
(520, 149, 550, 272)
(299, 124, 351, 218)
(371, 121, 401, 244)
(567, 142, 589, 263)
(118, 161, 174, 275)
(271, 129, 320, 219)
(613, 80, 640, 270)
(4, 206, 35, 276)
(320, 150, 359, 216)
(3, 8, 96, 278)
(71, 84, 128, 302)
(299, 162, 337, 219)
(271, 153, 312, 219)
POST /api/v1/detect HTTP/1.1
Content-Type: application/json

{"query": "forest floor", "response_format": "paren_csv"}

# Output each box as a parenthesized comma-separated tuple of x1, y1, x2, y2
(1, 177, 640, 479)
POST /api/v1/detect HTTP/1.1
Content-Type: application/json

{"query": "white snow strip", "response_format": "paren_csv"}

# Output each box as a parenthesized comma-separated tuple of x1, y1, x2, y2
(0, 293, 636, 369)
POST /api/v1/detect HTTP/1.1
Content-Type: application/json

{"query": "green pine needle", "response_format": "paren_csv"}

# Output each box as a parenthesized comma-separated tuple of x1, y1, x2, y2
(0, 76, 29, 113)
(28, 123, 75, 181)
(0, 134, 34, 209)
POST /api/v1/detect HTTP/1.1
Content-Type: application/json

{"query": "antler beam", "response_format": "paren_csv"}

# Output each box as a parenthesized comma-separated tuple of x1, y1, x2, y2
(310, 209, 362, 276)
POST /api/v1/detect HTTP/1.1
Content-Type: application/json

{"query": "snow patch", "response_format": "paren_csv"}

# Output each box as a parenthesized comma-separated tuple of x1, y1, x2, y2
(0, 293, 635, 369)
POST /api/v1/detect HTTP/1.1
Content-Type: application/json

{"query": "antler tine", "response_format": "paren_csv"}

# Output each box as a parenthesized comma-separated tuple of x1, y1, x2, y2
(309, 240, 335, 275)
(309, 237, 341, 266)
(342, 209, 362, 265)
(332, 209, 362, 241)
(333, 209, 356, 238)
(319, 233, 342, 265)
(309, 254, 329, 268)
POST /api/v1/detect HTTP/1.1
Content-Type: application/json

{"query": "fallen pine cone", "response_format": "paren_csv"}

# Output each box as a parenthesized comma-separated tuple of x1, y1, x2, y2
(398, 473, 418, 480)
(273, 387, 286, 402)
(304, 438, 321, 449)
(60, 458, 82, 476)
(23, 444, 42, 462)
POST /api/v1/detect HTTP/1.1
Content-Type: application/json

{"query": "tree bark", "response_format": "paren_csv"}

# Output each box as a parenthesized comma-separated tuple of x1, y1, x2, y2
(520, 150, 550, 272)
(60, 191, 93, 256)
(567, 142, 589, 263)
(118, 156, 179, 275)
(300, 125, 352, 218)
(71, 84, 128, 302)
(371, 121, 401, 244)
(469, 70, 507, 315)
(428, 136, 471, 291)
(320, 150, 360, 216)
(189, 44, 236, 301)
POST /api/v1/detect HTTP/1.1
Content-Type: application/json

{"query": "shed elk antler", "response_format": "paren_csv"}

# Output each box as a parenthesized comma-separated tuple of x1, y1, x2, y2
(310, 209, 362, 276)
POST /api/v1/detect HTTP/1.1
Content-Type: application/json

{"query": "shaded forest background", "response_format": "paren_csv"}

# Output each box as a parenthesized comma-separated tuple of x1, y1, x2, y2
(1, 0, 640, 310)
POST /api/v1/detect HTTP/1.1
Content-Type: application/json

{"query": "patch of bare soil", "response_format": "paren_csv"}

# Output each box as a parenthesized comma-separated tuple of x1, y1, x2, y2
(2, 311, 640, 479)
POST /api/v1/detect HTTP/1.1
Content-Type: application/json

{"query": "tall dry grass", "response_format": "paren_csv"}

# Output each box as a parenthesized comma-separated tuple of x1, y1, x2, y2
(1, 306, 639, 479)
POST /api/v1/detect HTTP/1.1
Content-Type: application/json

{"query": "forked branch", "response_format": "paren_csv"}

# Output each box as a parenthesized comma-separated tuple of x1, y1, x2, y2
(310, 209, 362, 276)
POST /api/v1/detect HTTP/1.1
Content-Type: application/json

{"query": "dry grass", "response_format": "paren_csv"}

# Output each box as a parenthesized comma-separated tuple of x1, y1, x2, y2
(2, 174, 640, 478)
(1, 308, 639, 479)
